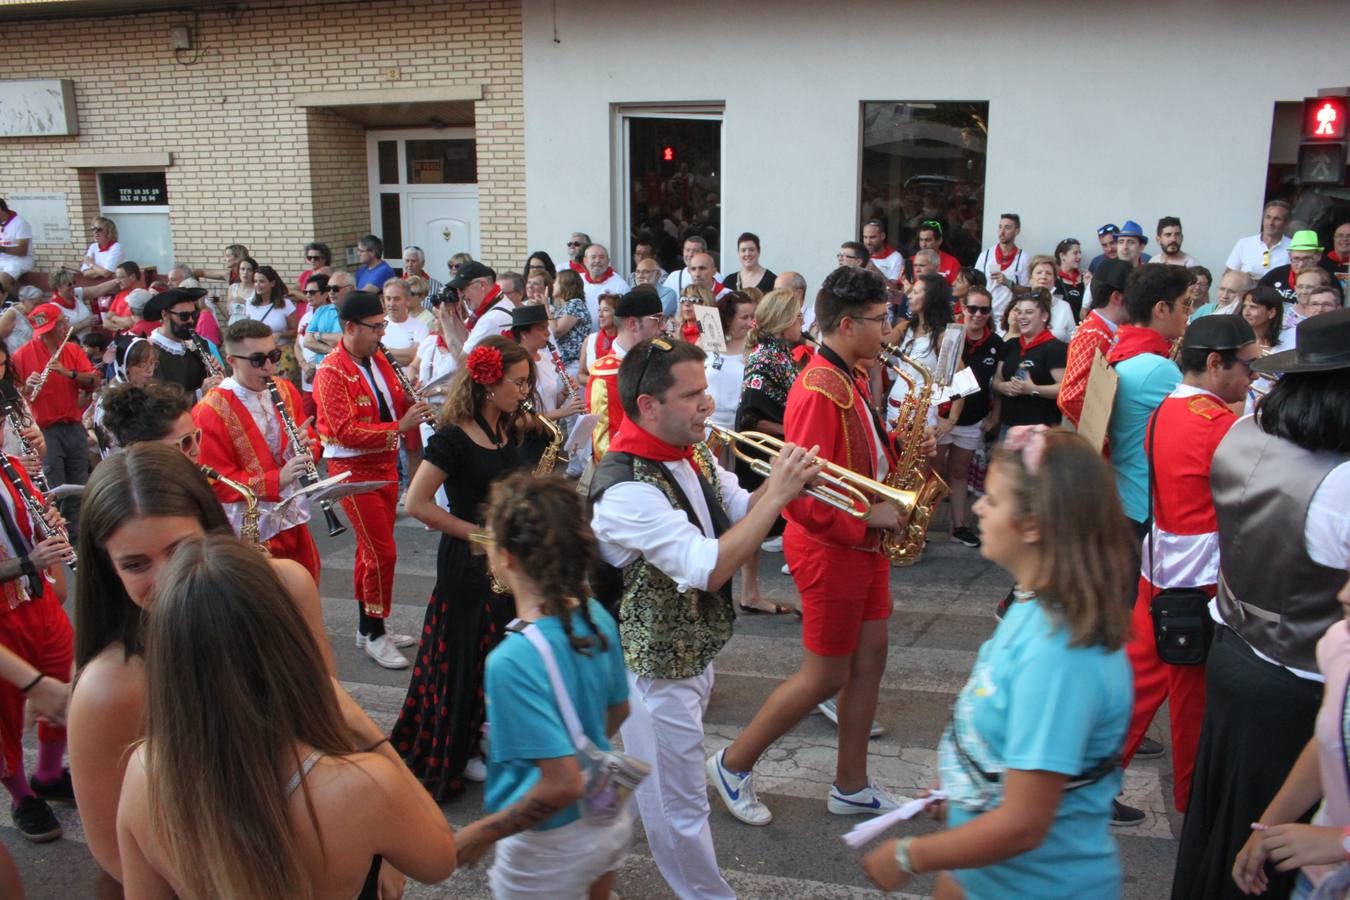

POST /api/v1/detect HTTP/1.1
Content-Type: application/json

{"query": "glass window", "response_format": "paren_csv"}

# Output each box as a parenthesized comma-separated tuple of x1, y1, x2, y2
(377, 141, 399, 185)
(98, 170, 173, 271)
(379, 193, 403, 260)
(626, 117, 721, 274)
(860, 102, 988, 265)
(405, 139, 476, 184)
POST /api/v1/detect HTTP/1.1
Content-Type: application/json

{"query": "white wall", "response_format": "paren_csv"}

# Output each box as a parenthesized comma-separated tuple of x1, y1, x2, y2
(523, 0, 1348, 291)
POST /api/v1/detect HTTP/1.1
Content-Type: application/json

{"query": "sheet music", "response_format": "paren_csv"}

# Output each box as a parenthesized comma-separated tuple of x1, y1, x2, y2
(841, 791, 948, 848)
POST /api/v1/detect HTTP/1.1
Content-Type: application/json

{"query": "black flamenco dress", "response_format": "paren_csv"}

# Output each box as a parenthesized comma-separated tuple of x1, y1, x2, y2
(390, 424, 522, 800)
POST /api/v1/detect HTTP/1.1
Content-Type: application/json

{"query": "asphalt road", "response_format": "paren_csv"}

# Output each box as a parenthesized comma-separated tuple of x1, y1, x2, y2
(8, 506, 1183, 898)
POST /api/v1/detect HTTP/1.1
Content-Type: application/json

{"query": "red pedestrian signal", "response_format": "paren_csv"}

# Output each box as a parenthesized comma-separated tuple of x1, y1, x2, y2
(1304, 97, 1347, 141)
(662, 145, 675, 162)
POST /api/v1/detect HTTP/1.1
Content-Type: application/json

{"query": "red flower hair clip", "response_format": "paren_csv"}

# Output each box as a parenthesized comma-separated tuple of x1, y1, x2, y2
(466, 345, 504, 385)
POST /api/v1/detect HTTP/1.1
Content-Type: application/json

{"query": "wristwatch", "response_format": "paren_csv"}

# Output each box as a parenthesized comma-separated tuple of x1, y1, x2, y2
(19, 555, 37, 577)
(1031, 386, 1041, 398)
(893, 836, 917, 875)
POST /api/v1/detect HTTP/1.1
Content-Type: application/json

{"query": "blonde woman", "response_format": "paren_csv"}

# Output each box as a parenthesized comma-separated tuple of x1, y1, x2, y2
(1013, 256, 1075, 342)
(77, 217, 125, 279)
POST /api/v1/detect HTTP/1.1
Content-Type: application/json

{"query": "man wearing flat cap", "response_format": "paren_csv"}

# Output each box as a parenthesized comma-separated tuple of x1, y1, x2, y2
(142, 287, 225, 397)
(313, 290, 431, 670)
(1178, 308, 1350, 899)
(586, 284, 665, 463)
(1114, 315, 1257, 826)
(457, 261, 512, 353)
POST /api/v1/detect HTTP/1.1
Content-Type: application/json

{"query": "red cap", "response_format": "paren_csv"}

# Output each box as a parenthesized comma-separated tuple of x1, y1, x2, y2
(27, 302, 65, 337)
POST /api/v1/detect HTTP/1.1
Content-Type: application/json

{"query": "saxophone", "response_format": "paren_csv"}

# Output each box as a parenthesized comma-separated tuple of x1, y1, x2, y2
(199, 464, 269, 555)
(522, 400, 564, 475)
(878, 342, 949, 567)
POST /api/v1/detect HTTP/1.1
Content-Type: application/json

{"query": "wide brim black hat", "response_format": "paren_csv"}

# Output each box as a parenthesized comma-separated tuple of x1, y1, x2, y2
(1252, 308, 1350, 375)
(143, 287, 207, 322)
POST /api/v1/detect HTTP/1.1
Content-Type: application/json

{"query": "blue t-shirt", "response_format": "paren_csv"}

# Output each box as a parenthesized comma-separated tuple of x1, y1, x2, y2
(307, 305, 341, 360)
(483, 600, 629, 830)
(1107, 353, 1180, 523)
(939, 599, 1131, 900)
(355, 260, 395, 291)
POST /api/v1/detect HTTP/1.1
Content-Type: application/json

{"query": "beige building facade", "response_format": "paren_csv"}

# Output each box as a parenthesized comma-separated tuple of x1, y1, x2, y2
(0, 0, 525, 288)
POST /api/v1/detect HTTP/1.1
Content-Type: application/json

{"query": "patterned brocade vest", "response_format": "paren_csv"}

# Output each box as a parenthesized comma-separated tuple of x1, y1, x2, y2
(591, 444, 734, 680)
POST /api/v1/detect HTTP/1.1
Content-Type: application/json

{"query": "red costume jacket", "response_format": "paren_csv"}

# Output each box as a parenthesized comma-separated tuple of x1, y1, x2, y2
(194, 378, 317, 504)
(783, 349, 897, 550)
(1057, 310, 1117, 427)
(0, 455, 57, 609)
(587, 350, 624, 462)
(313, 341, 409, 458)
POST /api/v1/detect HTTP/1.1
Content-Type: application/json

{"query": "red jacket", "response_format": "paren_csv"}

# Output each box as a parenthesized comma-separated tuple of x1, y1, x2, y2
(313, 341, 408, 457)
(1057, 310, 1117, 427)
(194, 378, 317, 504)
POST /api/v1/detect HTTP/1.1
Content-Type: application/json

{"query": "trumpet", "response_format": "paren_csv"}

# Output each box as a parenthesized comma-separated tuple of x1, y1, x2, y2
(704, 423, 917, 520)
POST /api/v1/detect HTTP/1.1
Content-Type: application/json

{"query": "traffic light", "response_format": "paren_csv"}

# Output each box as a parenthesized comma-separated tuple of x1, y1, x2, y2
(662, 145, 675, 163)
(1304, 97, 1347, 141)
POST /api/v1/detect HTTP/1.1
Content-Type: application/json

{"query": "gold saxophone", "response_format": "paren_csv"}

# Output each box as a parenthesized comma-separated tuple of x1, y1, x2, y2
(199, 464, 269, 555)
(522, 400, 564, 475)
(878, 342, 949, 567)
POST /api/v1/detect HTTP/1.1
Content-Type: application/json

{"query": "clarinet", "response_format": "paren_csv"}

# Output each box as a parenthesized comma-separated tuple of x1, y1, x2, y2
(377, 344, 434, 424)
(1, 396, 49, 493)
(547, 341, 581, 405)
(193, 335, 227, 380)
(264, 377, 347, 538)
(0, 452, 75, 577)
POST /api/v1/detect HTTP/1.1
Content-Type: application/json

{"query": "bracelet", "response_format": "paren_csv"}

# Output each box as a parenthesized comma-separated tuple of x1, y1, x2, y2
(20, 673, 45, 694)
(362, 736, 390, 753)
(19, 555, 37, 577)
(893, 836, 917, 875)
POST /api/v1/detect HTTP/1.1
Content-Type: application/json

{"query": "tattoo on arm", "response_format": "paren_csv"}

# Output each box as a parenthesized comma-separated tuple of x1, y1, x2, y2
(492, 797, 562, 839)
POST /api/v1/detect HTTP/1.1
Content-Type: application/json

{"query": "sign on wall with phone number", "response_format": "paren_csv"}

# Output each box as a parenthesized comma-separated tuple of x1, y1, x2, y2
(99, 172, 169, 207)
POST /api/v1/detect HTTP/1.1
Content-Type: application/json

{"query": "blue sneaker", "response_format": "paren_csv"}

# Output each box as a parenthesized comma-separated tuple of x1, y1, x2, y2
(827, 780, 900, 816)
(706, 749, 772, 826)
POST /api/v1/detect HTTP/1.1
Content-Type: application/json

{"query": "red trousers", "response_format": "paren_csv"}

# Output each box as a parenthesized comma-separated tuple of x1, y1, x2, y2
(1122, 575, 1208, 812)
(266, 522, 321, 586)
(0, 590, 73, 777)
(327, 454, 399, 618)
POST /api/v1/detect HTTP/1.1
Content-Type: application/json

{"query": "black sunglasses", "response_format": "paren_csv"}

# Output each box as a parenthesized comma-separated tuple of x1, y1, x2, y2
(634, 337, 673, 397)
(168, 310, 197, 322)
(327, 284, 345, 292)
(306, 254, 324, 262)
(228, 348, 284, 368)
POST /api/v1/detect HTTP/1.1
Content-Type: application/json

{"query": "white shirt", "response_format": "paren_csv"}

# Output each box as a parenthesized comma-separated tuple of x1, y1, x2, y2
(1225, 234, 1291, 278)
(81, 241, 125, 274)
(297, 307, 319, 391)
(662, 267, 723, 297)
(592, 457, 751, 592)
(1148, 253, 1200, 267)
(886, 331, 940, 432)
(581, 271, 630, 326)
(533, 349, 562, 413)
(464, 299, 514, 352)
(1048, 294, 1076, 343)
(220, 377, 310, 539)
(975, 247, 1031, 323)
(416, 333, 459, 445)
(53, 293, 95, 333)
(871, 248, 904, 283)
(704, 350, 745, 431)
(245, 298, 296, 344)
(382, 315, 430, 353)
(0, 213, 34, 267)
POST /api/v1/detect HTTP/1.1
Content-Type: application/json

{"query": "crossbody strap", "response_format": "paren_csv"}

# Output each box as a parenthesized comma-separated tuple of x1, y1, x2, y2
(513, 620, 587, 748)
(1145, 407, 1161, 598)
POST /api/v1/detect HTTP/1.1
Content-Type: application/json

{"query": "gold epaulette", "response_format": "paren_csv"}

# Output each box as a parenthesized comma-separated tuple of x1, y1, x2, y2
(589, 353, 621, 377)
(800, 364, 855, 409)
(1187, 395, 1228, 420)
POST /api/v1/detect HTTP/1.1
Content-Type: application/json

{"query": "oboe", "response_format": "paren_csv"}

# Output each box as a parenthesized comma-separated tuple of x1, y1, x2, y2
(377, 344, 435, 424)
(264, 377, 347, 537)
(0, 452, 75, 576)
(1, 397, 49, 493)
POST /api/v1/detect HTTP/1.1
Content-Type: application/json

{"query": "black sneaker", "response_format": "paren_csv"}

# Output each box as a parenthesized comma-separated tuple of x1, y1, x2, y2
(12, 796, 61, 842)
(951, 526, 981, 548)
(1135, 737, 1165, 760)
(1111, 798, 1145, 827)
(29, 769, 75, 804)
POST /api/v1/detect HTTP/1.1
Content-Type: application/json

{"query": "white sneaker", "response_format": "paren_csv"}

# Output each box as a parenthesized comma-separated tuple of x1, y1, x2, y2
(760, 536, 784, 553)
(356, 631, 417, 650)
(780, 563, 791, 575)
(827, 780, 901, 816)
(814, 698, 885, 738)
(463, 757, 487, 783)
(706, 749, 772, 826)
(363, 635, 409, 669)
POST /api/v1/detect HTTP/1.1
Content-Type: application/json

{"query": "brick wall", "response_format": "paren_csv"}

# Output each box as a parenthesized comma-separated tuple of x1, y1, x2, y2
(0, 0, 525, 283)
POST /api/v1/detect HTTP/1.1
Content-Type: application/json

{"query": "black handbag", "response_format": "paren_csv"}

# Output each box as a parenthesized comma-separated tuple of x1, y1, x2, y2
(1145, 410, 1212, 666)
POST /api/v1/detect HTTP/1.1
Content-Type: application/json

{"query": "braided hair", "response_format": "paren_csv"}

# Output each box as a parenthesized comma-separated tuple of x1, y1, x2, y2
(484, 472, 608, 655)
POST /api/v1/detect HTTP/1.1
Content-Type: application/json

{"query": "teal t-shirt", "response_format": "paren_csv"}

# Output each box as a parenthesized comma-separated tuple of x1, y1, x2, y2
(939, 599, 1131, 900)
(308, 305, 341, 360)
(1107, 353, 1181, 523)
(483, 600, 629, 830)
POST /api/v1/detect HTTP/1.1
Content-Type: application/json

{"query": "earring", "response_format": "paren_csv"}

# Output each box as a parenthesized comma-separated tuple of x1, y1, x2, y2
(488, 390, 495, 400)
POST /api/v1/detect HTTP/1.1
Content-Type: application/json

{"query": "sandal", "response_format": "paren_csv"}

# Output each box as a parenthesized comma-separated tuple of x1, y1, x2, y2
(738, 601, 795, 615)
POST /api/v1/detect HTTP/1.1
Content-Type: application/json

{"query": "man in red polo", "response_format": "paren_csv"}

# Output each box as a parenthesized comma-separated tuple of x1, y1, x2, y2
(12, 304, 100, 539)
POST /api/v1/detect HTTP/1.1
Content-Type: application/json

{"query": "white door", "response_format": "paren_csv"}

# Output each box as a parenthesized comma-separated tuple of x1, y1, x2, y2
(367, 129, 480, 279)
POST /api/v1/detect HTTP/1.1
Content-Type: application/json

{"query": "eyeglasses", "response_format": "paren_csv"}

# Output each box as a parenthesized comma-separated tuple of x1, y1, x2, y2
(168, 310, 197, 323)
(851, 312, 889, 325)
(566, 241, 584, 248)
(964, 305, 992, 315)
(174, 428, 202, 454)
(303, 289, 322, 296)
(1097, 226, 1119, 237)
(504, 375, 531, 390)
(91, 226, 106, 233)
(228, 348, 284, 368)
(327, 284, 346, 293)
(353, 319, 387, 333)
(526, 262, 547, 270)
(635, 337, 674, 396)
(305, 254, 323, 262)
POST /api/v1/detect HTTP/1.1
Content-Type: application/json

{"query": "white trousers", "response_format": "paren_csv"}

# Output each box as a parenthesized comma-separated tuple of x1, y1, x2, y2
(488, 806, 634, 899)
(620, 665, 736, 900)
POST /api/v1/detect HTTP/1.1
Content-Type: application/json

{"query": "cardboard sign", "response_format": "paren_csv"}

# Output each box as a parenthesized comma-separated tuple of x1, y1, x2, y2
(693, 305, 726, 353)
(1076, 349, 1118, 453)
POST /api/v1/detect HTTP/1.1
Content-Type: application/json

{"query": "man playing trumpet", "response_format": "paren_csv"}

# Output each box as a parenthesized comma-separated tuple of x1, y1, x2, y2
(193, 319, 322, 582)
(711, 265, 919, 824)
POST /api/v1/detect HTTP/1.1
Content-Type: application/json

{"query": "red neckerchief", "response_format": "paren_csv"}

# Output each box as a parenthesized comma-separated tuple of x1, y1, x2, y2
(994, 244, 1019, 270)
(1329, 251, 1347, 265)
(873, 245, 898, 260)
(52, 293, 76, 310)
(596, 328, 616, 357)
(608, 418, 694, 463)
(965, 327, 993, 356)
(435, 333, 448, 350)
(569, 260, 585, 274)
(1018, 329, 1055, 353)
(1106, 325, 1171, 364)
(96, 239, 115, 252)
(1057, 269, 1081, 285)
(467, 283, 503, 326)
(680, 319, 701, 344)
(582, 266, 617, 285)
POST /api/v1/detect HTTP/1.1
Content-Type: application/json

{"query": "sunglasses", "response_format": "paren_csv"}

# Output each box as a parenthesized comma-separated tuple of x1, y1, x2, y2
(91, 226, 106, 232)
(228, 348, 284, 368)
(306, 254, 324, 262)
(304, 289, 322, 296)
(634, 337, 674, 395)
(567, 241, 583, 247)
(168, 310, 197, 322)
(327, 284, 345, 292)
(174, 428, 202, 454)
(964, 305, 992, 315)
